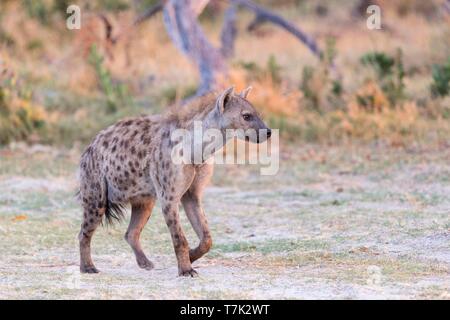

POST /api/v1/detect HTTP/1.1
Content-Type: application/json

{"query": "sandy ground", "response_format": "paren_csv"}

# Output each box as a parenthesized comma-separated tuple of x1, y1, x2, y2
(0, 143, 449, 299)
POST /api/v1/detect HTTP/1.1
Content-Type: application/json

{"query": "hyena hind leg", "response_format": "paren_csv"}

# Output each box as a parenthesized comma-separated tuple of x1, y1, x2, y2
(125, 199, 156, 270)
(79, 204, 105, 273)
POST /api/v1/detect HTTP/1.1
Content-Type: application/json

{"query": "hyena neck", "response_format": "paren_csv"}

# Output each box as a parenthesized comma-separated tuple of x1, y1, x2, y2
(185, 107, 229, 164)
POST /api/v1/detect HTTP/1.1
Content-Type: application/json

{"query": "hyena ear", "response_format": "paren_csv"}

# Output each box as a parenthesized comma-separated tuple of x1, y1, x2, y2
(216, 86, 234, 114)
(240, 86, 252, 99)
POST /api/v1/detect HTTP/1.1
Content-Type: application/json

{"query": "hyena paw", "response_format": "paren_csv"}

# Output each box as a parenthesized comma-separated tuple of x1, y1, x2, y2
(137, 258, 155, 270)
(80, 265, 100, 273)
(179, 268, 198, 277)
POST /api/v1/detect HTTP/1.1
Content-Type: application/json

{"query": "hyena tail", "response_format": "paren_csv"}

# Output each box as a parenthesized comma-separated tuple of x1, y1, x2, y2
(103, 177, 126, 225)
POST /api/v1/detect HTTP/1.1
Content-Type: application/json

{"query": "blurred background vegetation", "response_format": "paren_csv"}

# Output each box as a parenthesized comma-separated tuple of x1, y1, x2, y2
(0, 0, 449, 147)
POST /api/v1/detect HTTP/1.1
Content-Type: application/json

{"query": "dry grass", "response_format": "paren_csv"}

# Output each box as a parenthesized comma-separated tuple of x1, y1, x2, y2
(1, 1, 449, 146)
(0, 0, 450, 300)
(0, 143, 449, 299)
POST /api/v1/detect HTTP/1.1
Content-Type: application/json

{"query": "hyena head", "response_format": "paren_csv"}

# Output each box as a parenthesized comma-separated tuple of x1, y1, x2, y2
(213, 86, 272, 143)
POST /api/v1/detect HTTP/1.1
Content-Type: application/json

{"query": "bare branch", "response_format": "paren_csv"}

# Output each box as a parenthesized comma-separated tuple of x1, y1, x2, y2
(97, 13, 115, 44)
(112, 1, 165, 44)
(97, 13, 116, 60)
(444, 0, 450, 15)
(246, 15, 266, 32)
(163, 0, 226, 95)
(231, 0, 322, 59)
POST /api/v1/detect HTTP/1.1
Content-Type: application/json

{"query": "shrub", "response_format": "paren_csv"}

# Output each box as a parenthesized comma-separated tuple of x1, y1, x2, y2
(237, 55, 283, 85)
(21, 0, 50, 25)
(88, 45, 133, 113)
(430, 57, 450, 97)
(266, 55, 282, 85)
(360, 50, 405, 106)
(0, 71, 47, 145)
(299, 38, 343, 112)
(97, 0, 130, 12)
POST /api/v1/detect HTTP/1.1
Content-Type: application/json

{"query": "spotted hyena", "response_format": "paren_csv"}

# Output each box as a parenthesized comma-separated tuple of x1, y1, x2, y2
(77, 86, 271, 277)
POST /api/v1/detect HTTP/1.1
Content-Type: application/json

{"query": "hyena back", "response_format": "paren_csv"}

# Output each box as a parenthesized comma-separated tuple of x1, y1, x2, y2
(77, 86, 271, 276)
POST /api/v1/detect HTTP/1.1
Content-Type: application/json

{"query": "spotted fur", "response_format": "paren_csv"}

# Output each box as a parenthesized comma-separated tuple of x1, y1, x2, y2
(77, 86, 271, 276)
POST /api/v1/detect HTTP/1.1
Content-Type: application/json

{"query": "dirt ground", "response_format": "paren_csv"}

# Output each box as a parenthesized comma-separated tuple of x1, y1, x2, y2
(0, 143, 449, 299)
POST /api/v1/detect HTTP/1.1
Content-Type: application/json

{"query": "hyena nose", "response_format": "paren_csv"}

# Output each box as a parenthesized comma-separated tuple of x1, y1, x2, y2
(266, 129, 272, 138)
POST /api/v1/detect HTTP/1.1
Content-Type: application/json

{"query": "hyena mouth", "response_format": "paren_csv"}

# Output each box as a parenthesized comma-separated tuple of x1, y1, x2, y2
(245, 129, 272, 143)
(245, 135, 263, 143)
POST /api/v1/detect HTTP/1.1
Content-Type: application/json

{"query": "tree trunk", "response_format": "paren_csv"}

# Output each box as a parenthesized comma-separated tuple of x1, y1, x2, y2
(162, 0, 226, 95)
(133, 0, 334, 95)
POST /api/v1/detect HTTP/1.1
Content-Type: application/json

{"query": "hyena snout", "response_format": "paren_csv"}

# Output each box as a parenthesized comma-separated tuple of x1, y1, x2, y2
(244, 127, 272, 143)
(257, 127, 272, 143)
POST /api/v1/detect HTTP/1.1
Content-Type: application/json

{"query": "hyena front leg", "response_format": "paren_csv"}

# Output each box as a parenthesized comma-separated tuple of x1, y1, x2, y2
(154, 170, 196, 277)
(182, 192, 212, 263)
(161, 198, 197, 277)
(153, 151, 196, 276)
(79, 201, 104, 273)
(182, 164, 213, 263)
(125, 199, 156, 270)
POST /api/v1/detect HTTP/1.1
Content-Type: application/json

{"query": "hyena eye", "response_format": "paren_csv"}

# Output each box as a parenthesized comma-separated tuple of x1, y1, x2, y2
(242, 114, 252, 121)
